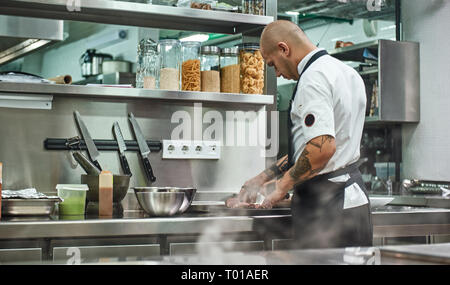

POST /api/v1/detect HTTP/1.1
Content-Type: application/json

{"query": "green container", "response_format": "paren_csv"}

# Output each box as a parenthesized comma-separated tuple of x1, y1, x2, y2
(56, 184, 89, 216)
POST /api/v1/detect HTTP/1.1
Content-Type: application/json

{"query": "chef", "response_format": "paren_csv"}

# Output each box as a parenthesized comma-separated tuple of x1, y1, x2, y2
(232, 20, 373, 249)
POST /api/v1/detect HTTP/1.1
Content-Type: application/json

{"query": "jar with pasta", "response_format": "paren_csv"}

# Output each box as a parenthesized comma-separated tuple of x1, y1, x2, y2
(137, 38, 159, 89)
(158, 39, 181, 91)
(181, 41, 201, 91)
(200, 46, 220, 92)
(220, 47, 239, 94)
(239, 43, 264, 94)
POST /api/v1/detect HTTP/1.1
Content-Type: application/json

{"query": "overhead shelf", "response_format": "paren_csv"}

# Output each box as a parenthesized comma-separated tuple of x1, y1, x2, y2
(0, 0, 274, 34)
(0, 82, 274, 105)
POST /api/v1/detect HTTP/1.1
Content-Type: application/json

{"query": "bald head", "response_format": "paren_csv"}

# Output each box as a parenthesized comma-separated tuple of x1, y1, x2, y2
(259, 20, 317, 80)
(260, 20, 314, 55)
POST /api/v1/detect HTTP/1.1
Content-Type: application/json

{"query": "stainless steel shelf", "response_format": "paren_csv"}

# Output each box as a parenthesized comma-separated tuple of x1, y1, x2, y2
(0, 82, 274, 105)
(0, 0, 273, 34)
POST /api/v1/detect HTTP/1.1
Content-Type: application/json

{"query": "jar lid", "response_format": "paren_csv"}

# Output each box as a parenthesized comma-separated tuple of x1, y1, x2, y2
(238, 43, 260, 51)
(181, 41, 202, 47)
(221, 46, 239, 56)
(159, 39, 180, 45)
(201, 46, 220, 55)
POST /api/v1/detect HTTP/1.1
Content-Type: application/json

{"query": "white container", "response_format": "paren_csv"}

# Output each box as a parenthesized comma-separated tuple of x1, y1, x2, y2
(56, 184, 89, 215)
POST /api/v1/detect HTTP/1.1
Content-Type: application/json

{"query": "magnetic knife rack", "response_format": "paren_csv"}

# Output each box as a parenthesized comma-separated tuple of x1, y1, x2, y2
(44, 137, 162, 152)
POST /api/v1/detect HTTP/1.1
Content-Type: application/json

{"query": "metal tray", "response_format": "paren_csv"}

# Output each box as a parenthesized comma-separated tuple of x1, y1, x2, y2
(1, 198, 61, 216)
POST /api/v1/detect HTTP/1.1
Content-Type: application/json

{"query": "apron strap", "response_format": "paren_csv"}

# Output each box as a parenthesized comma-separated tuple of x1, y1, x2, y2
(287, 50, 329, 167)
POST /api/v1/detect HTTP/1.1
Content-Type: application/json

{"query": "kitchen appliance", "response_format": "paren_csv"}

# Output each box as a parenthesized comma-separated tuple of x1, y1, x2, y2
(102, 60, 132, 74)
(128, 113, 156, 183)
(112, 122, 132, 176)
(74, 111, 102, 171)
(402, 179, 450, 195)
(80, 49, 113, 77)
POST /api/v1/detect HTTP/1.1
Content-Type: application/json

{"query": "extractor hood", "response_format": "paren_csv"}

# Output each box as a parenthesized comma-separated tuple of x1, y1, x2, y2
(0, 15, 64, 65)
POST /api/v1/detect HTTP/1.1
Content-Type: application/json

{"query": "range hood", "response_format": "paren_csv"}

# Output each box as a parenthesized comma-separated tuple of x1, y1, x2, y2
(0, 15, 64, 65)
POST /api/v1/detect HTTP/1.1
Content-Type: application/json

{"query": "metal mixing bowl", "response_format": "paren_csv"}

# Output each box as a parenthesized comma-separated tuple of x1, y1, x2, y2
(133, 187, 197, 214)
(134, 191, 185, 216)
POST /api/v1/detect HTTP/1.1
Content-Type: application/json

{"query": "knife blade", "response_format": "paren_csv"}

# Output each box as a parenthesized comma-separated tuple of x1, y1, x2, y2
(74, 111, 102, 171)
(113, 122, 132, 176)
(128, 113, 156, 183)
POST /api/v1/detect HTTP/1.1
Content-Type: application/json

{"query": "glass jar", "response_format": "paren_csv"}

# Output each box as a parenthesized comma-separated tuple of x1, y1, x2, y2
(181, 41, 202, 91)
(239, 43, 264, 94)
(200, 46, 220, 92)
(220, 47, 239, 94)
(242, 0, 264, 15)
(158, 39, 181, 91)
(242, 0, 251, 14)
(253, 0, 264, 15)
(136, 38, 159, 89)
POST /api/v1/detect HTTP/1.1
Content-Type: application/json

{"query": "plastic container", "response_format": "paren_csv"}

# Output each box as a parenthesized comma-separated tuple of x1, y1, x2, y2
(238, 43, 264, 94)
(200, 46, 220, 92)
(158, 39, 181, 90)
(374, 162, 402, 181)
(220, 47, 240, 93)
(56, 184, 89, 215)
(136, 38, 159, 89)
(181, 41, 201, 91)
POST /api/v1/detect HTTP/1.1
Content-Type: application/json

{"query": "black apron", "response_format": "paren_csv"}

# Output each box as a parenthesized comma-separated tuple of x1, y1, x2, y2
(287, 50, 373, 249)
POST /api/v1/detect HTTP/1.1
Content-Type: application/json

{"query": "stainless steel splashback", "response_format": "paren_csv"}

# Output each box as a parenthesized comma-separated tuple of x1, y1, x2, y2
(0, 96, 266, 195)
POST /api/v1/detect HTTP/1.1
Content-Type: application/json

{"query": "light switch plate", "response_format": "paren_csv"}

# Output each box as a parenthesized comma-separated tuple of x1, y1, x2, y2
(162, 140, 221, 160)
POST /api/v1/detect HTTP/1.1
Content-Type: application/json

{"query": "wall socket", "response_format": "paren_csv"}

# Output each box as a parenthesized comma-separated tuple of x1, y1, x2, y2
(162, 140, 221, 160)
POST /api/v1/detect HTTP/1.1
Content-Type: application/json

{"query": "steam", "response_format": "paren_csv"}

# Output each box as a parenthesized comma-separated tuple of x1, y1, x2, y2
(193, 219, 267, 265)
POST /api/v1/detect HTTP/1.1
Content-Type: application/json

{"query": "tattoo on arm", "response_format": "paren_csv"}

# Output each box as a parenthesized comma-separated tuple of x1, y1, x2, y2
(308, 135, 334, 153)
(263, 156, 289, 179)
(288, 136, 333, 183)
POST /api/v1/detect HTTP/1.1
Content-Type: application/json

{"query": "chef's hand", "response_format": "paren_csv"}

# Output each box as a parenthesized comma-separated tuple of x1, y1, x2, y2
(255, 180, 289, 209)
(238, 175, 265, 203)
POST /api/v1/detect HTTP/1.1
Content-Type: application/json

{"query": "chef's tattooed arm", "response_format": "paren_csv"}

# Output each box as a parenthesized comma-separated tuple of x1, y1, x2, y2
(263, 155, 290, 181)
(257, 135, 336, 209)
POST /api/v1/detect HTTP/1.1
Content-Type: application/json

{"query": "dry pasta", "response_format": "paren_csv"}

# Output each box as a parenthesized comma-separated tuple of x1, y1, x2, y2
(240, 50, 264, 94)
(182, 59, 201, 91)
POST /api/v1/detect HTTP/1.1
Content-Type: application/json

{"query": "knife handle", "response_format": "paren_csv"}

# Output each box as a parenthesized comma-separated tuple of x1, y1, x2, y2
(92, 160, 102, 172)
(142, 157, 156, 183)
(119, 153, 132, 176)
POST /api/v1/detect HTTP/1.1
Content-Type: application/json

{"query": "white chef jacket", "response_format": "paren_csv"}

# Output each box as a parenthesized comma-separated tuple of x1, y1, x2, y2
(290, 48, 367, 175)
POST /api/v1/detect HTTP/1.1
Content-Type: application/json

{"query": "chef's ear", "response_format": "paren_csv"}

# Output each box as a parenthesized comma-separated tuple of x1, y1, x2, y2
(277, 42, 290, 57)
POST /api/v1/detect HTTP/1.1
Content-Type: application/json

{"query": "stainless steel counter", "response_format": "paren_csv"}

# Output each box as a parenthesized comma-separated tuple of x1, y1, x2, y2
(0, 212, 255, 239)
(1, 206, 450, 240)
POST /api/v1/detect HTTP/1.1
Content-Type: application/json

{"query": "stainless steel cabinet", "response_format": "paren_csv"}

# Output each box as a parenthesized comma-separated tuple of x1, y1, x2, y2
(169, 240, 264, 256)
(0, 248, 42, 264)
(329, 39, 420, 124)
(53, 244, 160, 264)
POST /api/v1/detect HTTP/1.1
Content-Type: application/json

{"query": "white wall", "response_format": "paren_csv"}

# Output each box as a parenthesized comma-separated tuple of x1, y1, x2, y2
(401, 0, 450, 180)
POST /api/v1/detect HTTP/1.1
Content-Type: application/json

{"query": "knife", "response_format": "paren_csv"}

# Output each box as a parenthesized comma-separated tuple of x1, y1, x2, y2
(74, 111, 102, 172)
(128, 113, 156, 183)
(113, 122, 132, 176)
